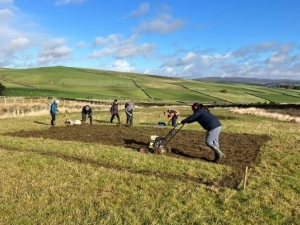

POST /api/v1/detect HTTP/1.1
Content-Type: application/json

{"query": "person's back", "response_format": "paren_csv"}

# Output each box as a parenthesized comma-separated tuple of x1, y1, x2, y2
(82, 105, 92, 114)
(50, 102, 57, 114)
(82, 105, 93, 124)
(189, 108, 221, 131)
(125, 102, 134, 112)
(110, 100, 119, 114)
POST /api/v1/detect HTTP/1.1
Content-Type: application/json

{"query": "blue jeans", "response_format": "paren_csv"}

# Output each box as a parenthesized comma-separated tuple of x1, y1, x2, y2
(171, 115, 178, 126)
(126, 110, 133, 125)
(205, 126, 222, 147)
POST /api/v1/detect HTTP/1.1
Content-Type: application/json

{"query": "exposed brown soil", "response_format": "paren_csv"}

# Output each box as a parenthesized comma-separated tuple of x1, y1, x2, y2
(5, 123, 270, 189)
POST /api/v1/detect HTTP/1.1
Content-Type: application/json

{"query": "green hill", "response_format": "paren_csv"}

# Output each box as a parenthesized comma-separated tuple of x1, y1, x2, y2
(0, 66, 300, 104)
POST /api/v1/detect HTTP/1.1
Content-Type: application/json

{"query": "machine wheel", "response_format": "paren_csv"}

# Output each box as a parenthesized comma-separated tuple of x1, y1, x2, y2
(158, 145, 169, 154)
(139, 147, 148, 154)
(152, 147, 160, 154)
(164, 146, 171, 153)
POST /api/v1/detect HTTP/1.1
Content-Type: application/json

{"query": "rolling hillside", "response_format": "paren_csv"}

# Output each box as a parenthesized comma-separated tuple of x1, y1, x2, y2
(0, 66, 300, 104)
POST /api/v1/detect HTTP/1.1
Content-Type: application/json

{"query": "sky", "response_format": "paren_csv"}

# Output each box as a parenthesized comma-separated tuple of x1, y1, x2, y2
(0, 0, 300, 80)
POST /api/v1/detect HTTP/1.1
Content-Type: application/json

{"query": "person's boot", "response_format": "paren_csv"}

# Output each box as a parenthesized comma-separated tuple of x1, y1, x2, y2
(210, 145, 224, 163)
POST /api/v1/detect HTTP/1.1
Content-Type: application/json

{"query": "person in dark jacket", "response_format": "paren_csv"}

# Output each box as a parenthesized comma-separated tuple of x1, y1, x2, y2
(82, 105, 93, 124)
(50, 99, 59, 126)
(110, 99, 120, 123)
(164, 109, 179, 126)
(125, 102, 134, 126)
(180, 103, 224, 163)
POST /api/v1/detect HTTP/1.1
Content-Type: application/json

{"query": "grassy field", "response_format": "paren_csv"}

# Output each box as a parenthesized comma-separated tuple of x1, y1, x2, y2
(1, 66, 300, 104)
(0, 106, 299, 224)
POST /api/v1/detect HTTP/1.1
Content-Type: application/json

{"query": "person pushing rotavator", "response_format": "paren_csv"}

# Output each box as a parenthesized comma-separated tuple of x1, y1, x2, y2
(180, 103, 225, 163)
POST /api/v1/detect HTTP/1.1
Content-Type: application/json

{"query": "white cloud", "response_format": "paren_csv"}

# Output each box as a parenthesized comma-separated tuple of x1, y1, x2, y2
(38, 38, 73, 64)
(136, 13, 185, 34)
(0, 8, 13, 19)
(90, 48, 114, 58)
(268, 52, 287, 64)
(93, 34, 123, 47)
(9, 37, 30, 50)
(90, 34, 156, 59)
(55, 0, 88, 6)
(183, 64, 193, 72)
(126, 2, 150, 18)
(109, 60, 134, 72)
(182, 52, 198, 63)
(116, 42, 156, 58)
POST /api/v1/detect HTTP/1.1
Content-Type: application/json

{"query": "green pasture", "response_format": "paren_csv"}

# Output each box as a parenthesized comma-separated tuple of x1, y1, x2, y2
(250, 93, 300, 104)
(143, 88, 223, 103)
(204, 91, 267, 104)
(257, 87, 300, 98)
(1, 66, 300, 104)
(0, 106, 299, 224)
(4, 87, 105, 99)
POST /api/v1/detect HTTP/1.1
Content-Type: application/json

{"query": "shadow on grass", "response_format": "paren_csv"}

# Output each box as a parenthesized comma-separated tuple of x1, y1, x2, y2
(34, 121, 50, 125)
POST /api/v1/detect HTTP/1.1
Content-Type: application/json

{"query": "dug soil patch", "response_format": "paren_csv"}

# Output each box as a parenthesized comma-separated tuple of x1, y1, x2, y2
(6, 124, 270, 189)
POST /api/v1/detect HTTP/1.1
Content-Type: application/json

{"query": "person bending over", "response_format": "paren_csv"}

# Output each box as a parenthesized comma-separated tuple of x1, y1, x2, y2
(164, 109, 179, 126)
(82, 105, 93, 124)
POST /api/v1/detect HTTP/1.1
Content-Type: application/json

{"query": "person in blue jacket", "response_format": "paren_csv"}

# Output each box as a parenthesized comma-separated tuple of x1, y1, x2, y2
(50, 99, 59, 126)
(180, 103, 224, 163)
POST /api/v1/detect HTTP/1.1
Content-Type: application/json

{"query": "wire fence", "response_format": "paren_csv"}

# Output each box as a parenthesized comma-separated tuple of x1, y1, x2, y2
(0, 97, 117, 118)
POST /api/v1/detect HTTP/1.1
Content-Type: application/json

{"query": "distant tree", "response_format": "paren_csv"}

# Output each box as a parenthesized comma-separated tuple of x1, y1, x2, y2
(0, 82, 5, 95)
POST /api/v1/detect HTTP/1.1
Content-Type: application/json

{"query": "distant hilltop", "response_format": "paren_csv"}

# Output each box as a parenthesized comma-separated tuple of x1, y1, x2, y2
(195, 77, 300, 86)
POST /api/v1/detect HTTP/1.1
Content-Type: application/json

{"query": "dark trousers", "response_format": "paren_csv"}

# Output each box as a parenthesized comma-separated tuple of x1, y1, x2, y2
(51, 113, 56, 126)
(171, 115, 178, 126)
(82, 113, 93, 124)
(110, 113, 120, 123)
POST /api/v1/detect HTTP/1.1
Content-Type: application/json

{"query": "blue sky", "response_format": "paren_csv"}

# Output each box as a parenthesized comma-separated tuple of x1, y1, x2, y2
(0, 0, 299, 79)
